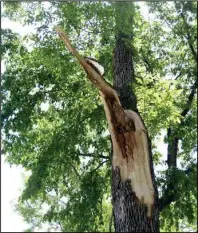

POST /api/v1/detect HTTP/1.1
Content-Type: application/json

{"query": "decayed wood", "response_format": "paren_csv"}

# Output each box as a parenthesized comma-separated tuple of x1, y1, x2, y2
(55, 26, 155, 217)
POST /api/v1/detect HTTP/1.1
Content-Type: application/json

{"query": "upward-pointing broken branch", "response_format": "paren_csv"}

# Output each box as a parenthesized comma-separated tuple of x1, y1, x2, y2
(55, 26, 120, 103)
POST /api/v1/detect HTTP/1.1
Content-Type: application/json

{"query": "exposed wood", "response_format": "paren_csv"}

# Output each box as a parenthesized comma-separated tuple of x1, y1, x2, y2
(55, 26, 119, 102)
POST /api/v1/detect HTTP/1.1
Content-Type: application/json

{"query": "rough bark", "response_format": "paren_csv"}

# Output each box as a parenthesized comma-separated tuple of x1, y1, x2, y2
(112, 27, 159, 232)
(158, 127, 178, 211)
(113, 33, 137, 111)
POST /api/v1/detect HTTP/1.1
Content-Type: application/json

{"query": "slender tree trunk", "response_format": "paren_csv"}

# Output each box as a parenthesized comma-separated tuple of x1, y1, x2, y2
(111, 3, 160, 232)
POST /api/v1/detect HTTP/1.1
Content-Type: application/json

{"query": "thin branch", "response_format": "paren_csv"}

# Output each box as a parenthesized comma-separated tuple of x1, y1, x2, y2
(58, 221, 64, 232)
(180, 78, 197, 118)
(185, 33, 197, 63)
(79, 153, 109, 159)
(164, 7, 197, 63)
(164, 17, 173, 30)
(174, 71, 182, 80)
(70, 164, 81, 179)
(90, 159, 109, 174)
(180, 12, 197, 63)
(140, 55, 154, 74)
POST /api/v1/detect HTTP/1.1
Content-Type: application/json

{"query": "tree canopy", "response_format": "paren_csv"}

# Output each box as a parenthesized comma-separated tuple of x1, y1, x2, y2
(1, 1, 197, 232)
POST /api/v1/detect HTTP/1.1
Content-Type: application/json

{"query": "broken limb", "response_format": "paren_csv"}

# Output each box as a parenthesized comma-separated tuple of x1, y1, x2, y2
(55, 26, 120, 102)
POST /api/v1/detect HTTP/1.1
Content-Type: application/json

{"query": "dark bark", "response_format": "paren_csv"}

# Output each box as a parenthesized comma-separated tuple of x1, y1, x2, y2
(113, 32, 137, 111)
(167, 128, 178, 168)
(111, 4, 159, 231)
(112, 168, 159, 232)
(159, 128, 178, 211)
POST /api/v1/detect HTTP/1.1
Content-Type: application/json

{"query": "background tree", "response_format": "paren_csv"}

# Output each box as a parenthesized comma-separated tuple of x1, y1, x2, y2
(1, 1, 197, 232)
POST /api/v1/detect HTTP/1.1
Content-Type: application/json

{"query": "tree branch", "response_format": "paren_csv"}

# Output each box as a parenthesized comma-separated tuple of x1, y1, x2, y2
(159, 127, 178, 211)
(159, 164, 196, 211)
(79, 153, 109, 159)
(160, 78, 197, 210)
(167, 128, 178, 168)
(180, 78, 197, 118)
(70, 164, 81, 179)
(141, 55, 154, 74)
(55, 27, 136, 153)
(159, 184, 177, 211)
(180, 12, 197, 63)
(58, 221, 64, 232)
(55, 26, 120, 103)
(164, 5, 197, 63)
(174, 71, 182, 80)
(185, 163, 196, 175)
(89, 159, 109, 174)
(159, 11, 196, 211)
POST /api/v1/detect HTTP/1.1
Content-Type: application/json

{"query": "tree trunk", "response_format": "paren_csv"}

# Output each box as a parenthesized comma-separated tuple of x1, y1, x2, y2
(111, 3, 160, 232)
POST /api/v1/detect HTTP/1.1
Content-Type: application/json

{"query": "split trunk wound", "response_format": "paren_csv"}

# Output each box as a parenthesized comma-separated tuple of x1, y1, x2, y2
(101, 94, 154, 217)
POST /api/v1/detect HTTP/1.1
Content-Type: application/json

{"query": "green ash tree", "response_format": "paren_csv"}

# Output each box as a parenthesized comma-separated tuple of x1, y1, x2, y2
(1, 1, 197, 232)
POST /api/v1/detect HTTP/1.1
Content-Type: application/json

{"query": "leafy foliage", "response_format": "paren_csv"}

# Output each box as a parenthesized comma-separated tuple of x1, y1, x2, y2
(2, 1, 197, 232)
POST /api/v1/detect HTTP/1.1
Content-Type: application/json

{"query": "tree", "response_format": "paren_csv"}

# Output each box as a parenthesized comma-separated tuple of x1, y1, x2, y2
(108, 3, 159, 231)
(1, 1, 197, 232)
